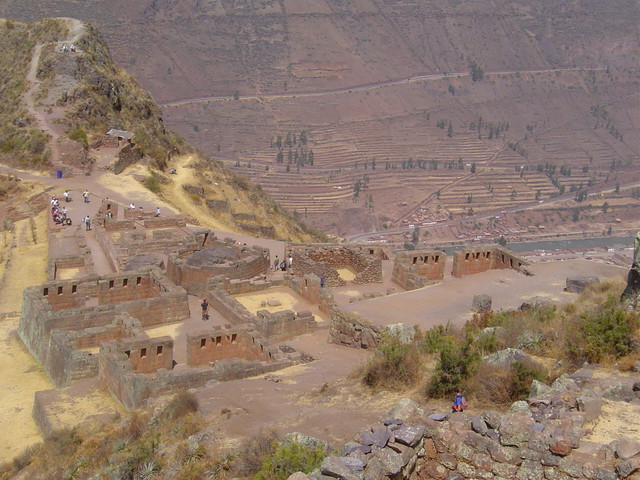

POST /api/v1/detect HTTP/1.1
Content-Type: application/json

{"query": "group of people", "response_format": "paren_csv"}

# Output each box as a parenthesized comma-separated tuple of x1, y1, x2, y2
(61, 44, 76, 53)
(273, 254, 293, 272)
(51, 196, 71, 225)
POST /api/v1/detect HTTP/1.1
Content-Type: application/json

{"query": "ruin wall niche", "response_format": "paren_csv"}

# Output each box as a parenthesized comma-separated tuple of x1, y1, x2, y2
(166, 242, 270, 297)
(32, 275, 99, 311)
(97, 271, 160, 305)
(392, 249, 446, 290)
(287, 244, 383, 287)
(253, 309, 316, 342)
(329, 309, 383, 349)
(116, 336, 174, 374)
(451, 245, 529, 277)
(186, 328, 271, 366)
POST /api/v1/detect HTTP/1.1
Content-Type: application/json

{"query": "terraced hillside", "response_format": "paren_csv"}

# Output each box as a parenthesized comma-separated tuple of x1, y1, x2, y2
(3, 0, 638, 236)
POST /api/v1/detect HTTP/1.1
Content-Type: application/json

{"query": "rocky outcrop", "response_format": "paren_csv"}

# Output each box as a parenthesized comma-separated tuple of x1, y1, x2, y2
(289, 377, 636, 480)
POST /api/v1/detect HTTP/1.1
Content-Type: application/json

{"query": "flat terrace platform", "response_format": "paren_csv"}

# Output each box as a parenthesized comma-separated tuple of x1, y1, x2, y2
(339, 258, 626, 330)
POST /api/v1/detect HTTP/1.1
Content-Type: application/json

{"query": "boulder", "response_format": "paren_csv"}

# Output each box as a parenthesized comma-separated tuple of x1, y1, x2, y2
(384, 323, 416, 344)
(519, 296, 554, 311)
(361, 429, 390, 448)
(484, 348, 531, 368)
(285, 432, 330, 453)
(386, 398, 424, 421)
(392, 425, 425, 447)
(508, 400, 532, 416)
(499, 413, 534, 447)
(472, 293, 492, 313)
(429, 413, 449, 422)
(616, 437, 640, 460)
(565, 276, 599, 293)
(616, 456, 640, 478)
(576, 394, 602, 422)
(549, 436, 572, 456)
(529, 380, 551, 399)
(320, 456, 364, 480)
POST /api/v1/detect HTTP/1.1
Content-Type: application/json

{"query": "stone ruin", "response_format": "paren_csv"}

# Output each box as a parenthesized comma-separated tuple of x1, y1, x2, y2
(290, 371, 640, 480)
(167, 232, 269, 296)
(19, 210, 319, 422)
(451, 245, 528, 278)
(287, 243, 384, 287)
(392, 248, 446, 290)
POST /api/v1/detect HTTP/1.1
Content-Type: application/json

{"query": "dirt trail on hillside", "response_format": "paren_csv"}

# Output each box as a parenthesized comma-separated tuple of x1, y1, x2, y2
(24, 18, 85, 167)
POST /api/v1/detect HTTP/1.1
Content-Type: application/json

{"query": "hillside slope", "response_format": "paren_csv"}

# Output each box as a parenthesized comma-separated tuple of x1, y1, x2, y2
(0, 18, 322, 241)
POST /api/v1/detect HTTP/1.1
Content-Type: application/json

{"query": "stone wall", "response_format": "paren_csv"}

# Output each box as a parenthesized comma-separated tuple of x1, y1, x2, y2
(207, 288, 254, 325)
(254, 309, 316, 342)
(166, 240, 270, 297)
(143, 217, 187, 229)
(44, 313, 142, 387)
(291, 376, 636, 480)
(102, 336, 174, 374)
(99, 345, 299, 410)
(186, 327, 272, 365)
(451, 245, 529, 278)
(287, 274, 337, 316)
(112, 143, 142, 175)
(392, 249, 446, 290)
(329, 309, 383, 349)
(19, 268, 189, 384)
(287, 244, 383, 287)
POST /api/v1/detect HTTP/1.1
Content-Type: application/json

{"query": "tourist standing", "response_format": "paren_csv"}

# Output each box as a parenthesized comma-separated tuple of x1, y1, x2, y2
(274, 255, 279, 271)
(82, 189, 89, 203)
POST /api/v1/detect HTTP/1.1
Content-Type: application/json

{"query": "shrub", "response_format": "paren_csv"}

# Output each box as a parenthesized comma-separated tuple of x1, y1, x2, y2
(466, 359, 547, 404)
(427, 338, 478, 397)
(420, 324, 453, 354)
(566, 296, 639, 364)
(163, 391, 199, 420)
(68, 127, 88, 147)
(255, 440, 327, 480)
(362, 334, 421, 390)
(235, 429, 278, 476)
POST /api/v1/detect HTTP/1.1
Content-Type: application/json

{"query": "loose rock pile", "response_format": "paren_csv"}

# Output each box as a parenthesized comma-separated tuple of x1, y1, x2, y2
(288, 375, 639, 480)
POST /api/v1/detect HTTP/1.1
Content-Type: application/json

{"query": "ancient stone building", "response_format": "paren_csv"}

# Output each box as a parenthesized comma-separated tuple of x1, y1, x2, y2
(287, 243, 383, 287)
(392, 249, 446, 290)
(167, 234, 269, 296)
(19, 268, 189, 388)
(451, 245, 528, 277)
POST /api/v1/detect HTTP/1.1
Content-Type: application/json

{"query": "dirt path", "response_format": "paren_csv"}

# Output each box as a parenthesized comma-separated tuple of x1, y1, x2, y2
(160, 67, 607, 107)
(23, 18, 85, 168)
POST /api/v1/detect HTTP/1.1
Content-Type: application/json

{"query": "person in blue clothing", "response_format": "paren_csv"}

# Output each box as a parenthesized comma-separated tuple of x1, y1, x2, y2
(452, 390, 465, 412)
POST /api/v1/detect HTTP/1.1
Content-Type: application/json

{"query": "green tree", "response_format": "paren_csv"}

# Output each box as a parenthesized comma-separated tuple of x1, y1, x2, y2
(601, 202, 609, 213)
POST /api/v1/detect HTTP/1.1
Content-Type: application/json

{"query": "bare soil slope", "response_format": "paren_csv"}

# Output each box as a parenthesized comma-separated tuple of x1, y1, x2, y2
(1, 1, 638, 236)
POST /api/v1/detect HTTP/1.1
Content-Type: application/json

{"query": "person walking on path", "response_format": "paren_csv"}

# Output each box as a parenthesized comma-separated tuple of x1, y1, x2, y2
(201, 298, 209, 321)
(82, 189, 89, 203)
(288, 255, 293, 271)
(83, 215, 91, 231)
(274, 255, 279, 271)
(320, 274, 325, 288)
